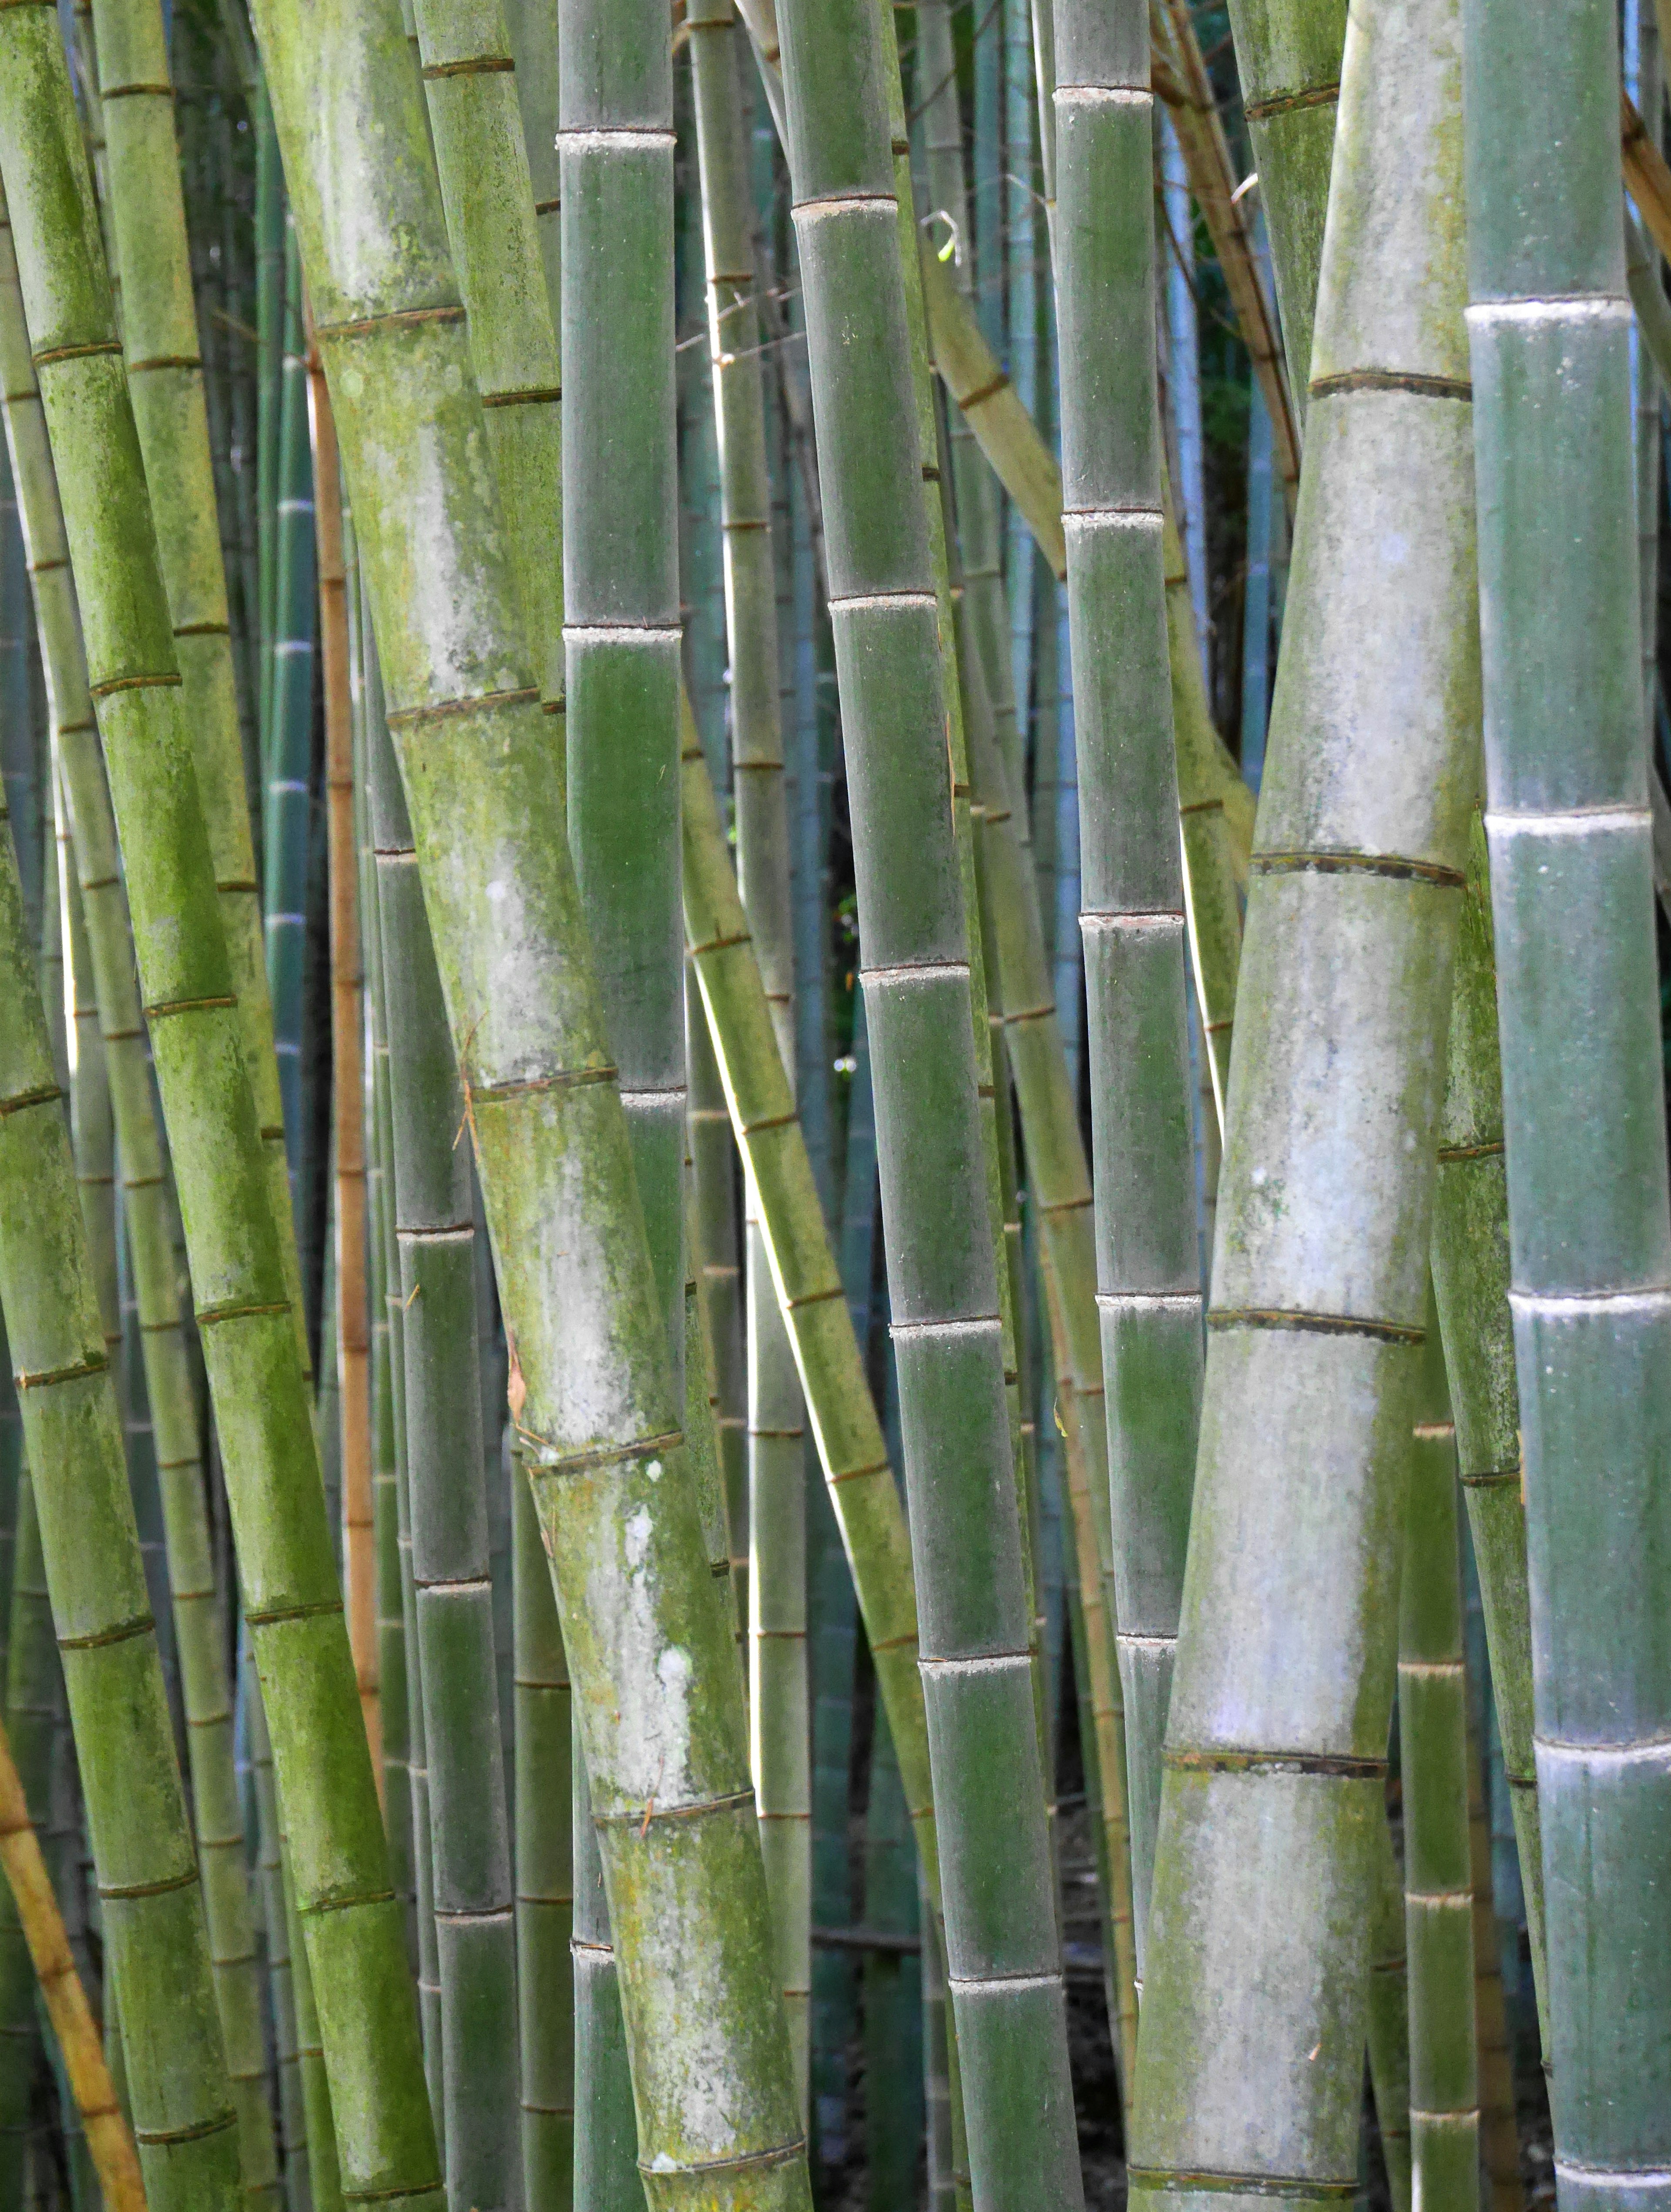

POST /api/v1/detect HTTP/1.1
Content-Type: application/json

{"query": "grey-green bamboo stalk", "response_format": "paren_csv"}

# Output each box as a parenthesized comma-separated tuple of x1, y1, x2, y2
(771, 1, 1081, 2199)
(1054, 0, 1202, 1957)
(1127, 3, 1478, 2203)
(1464, 0, 1671, 2185)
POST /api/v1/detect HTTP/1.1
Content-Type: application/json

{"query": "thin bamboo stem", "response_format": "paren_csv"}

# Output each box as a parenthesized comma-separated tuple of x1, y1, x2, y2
(311, 337, 378, 1789)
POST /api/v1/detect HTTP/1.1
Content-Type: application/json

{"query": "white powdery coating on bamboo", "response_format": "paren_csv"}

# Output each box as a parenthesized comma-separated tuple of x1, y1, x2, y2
(1484, 807, 1651, 836)
(587, 1497, 697, 1805)
(1053, 86, 1151, 108)
(1466, 296, 1631, 326)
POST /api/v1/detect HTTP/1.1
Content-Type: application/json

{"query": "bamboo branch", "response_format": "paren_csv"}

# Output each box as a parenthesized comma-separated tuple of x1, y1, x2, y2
(1623, 86, 1671, 260)
(0, 1713, 144, 2212)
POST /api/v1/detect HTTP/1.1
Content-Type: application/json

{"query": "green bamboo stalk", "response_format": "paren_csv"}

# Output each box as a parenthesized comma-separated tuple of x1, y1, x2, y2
(0, 188, 286, 2212)
(1366, 1815, 1412, 2212)
(1464, 0, 1671, 2187)
(1399, 1310, 1479, 2212)
(245, 1646, 310, 2212)
(366, 650, 518, 2212)
(1127, 0, 1477, 2201)
(513, 1451, 574, 2212)
(681, 733, 940, 1916)
(570, 1736, 639, 2212)
(771, 4, 1080, 2200)
(255, 75, 284, 760)
(688, 0, 810, 2102)
(1220, 0, 1346, 420)
(0, 31, 441, 2203)
(0, 1463, 47, 2205)
(1464, 1644, 1521, 2212)
(87, 0, 304, 1339)
(251, 0, 812, 2193)
(1053, 0, 1203, 1959)
(1427, 822, 1545, 2040)
(0, 785, 238, 2212)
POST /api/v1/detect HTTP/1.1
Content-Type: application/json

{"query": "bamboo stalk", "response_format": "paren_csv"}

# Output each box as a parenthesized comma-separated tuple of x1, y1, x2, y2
(311, 337, 378, 1788)
(0, 180, 283, 2212)
(1127, 0, 1477, 2199)
(1465, 0, 1671, 2184)
(688, 0, 810, 2104)
(252, 0, 812, 2192)
(1054, 0, 1205, 1958)
(1366, 1814, 1412, 2212)
(1399, 1318, 1479, 2212)
(0, 28, 441, 2201)
(0, 748, 239, 2212)
(770, 3, 1080, 2191)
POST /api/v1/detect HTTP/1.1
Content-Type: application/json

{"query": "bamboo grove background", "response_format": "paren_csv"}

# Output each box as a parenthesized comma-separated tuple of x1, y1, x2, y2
(0, 0, 1667, 2205)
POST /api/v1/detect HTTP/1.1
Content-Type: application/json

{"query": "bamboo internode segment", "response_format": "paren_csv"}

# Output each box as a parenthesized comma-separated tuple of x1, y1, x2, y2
(0, 1714, 143, 2212)
(1130, 0, 1478, 2200)
(1468, 0, 1671, 2193)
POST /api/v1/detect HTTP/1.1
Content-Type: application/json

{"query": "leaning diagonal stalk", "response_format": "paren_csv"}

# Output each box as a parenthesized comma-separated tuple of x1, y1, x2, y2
(1054, 0, 1203, 1956)
(0, 776, 238, 2212)
(1427, 823, 1546, 2035)
(771, 0, 1081, 2198)
(0, 192, 281, 2209)
(1220, 0, 1346, 421)
(88, 0, 303, 1329)
(367, 662, 518, 2212)
(1465, 0, 1671, 2183)
(252, 0, 812, 2194)
(688, 0, 809, 2097)
(0, 28, 441, 2204)
(1128, 0, 1477, 2201)
(1399, 1310, 1479, 2212)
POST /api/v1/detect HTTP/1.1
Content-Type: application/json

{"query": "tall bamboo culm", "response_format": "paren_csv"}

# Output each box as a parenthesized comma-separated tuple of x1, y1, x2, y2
(249, 0, 812, 2199)
(1127, 2, 1478, 2204)
(1465, 0, 1671, 2191)
(687, 0, 809, 2102)
(0, 25, 442, 2202)
(1053, 0, 1202, 1954)
(0, 736, 238, 2212)
(771, 0, 1082, 2200)
(1399, 1309, 1479, 2212)
(0, 174, 282, 2211)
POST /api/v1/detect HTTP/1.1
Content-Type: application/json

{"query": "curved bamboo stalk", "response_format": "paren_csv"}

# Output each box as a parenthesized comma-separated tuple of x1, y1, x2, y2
(0, 30, 440, 2204)
(1148, 0, 1299, 505)
(0, 185, 282, 2212)
(1428, 824, 1545, 2036)
(1465, 0, 1671, 2185)
(252, 0, 812, 2195)
(1219, 0, 1347, 416)
(688, 971, 749, 1656)
(1399, 1316, 1479, 2212)
(0, 786, 239, 2212)
(1054, 0, 1204, 1957)
(772, 1, 1080, 2199)
(1128, 0, 1476, 2200)
(312, 344, 379, 1784)
(688, 0, 809, 2101)
(0, 1706, 143, 2211)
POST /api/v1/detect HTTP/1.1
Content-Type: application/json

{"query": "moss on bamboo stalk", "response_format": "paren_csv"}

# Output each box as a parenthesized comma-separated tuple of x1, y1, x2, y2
(0, 183, 282, 2212)
(0, 797, 238, 2212)
(0, 24, 440, 2202)
(251, 0, 812, 2194)
(1128, 1, 1477, 2202)
(1465, 0, 1671, 2188)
